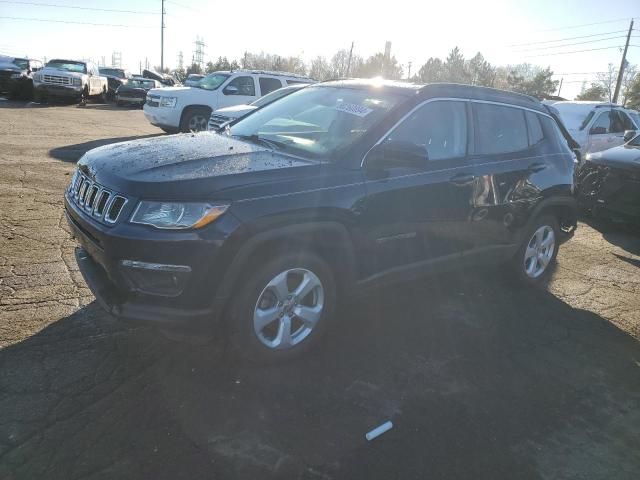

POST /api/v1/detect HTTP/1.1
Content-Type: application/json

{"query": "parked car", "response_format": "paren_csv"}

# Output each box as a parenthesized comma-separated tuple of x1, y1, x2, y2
(115, 78, 162, 107)
(142, 69, 176, 87)
(552, 101, 640, 157)
(65, 80, 577, 360)
(184, 74, 204, 87)
(99, 67, 132, 100)
(0, 56, 43, 100)
(576, 130, 640, 224)
(33, 59, 107, 104)
(208, 83, 308, 131)
(143, 69, 314, 133)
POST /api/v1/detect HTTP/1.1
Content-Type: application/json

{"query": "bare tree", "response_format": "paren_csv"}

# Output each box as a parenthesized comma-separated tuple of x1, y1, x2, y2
(596, 63, 617, 102)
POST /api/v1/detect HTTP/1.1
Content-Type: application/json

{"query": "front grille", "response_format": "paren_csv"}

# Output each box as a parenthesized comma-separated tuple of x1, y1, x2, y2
(208, 114, 231, 131)
(43, 75, 71, 85)
(67, 171, 128, 225)
(146, 94, 160, 107)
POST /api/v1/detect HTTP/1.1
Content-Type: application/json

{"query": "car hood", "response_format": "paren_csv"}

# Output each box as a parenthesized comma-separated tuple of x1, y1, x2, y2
(78, 132, 319, 199)
(149, 86, 191, 94)
(586, 144, 640, 171)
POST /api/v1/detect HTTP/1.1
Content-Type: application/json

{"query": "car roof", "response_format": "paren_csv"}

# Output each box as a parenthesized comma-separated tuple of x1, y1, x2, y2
(48, 58, 86, 63)
(317, 79, 546, 112)
(211, 69, 313, 80)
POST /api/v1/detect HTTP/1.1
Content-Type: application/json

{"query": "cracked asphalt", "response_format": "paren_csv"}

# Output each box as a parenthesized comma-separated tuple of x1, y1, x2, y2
(1, 99, 639, 480)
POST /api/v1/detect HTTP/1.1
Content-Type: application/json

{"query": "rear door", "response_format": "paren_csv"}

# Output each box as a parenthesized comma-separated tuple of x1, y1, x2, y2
(467, 104, 570, 256)
(359, 99, 476, 275)
(217, 75, 257, 108)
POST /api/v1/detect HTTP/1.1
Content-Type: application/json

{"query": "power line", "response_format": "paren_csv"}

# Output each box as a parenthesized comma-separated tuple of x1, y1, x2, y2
(508, 29, 629, 47)
(0, 15, 155, 28)
(513, 35, 628, 52)
(166, 0, 203, 14)
(524, 45, 624, 58)
(531, 17, 636, 33)
(0, 0, 159, 14)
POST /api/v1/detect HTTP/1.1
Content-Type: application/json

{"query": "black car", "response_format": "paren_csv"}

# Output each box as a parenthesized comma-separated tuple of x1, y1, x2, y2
(576, 130, 640, 224)
(65, 80, 577, 360)
(0, 56, 43, 99)
(99, 67, 132, 99)
(116, 78, 161, 107)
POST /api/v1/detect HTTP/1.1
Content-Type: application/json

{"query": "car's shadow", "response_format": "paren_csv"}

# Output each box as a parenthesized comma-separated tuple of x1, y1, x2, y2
(49, 134, 163, 162)
(1, 271, 639, 480)
(582, 216, 640, 256)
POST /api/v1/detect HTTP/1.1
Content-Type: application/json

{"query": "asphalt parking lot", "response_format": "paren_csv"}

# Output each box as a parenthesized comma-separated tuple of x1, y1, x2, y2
(1, 99, 639, 480)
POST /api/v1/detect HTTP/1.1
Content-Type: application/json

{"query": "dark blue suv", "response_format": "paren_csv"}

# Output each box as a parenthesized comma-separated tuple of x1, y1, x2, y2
(65, 80, 577, 360)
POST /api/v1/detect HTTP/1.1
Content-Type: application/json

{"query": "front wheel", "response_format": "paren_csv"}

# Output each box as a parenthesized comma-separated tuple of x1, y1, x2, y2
(511, 215, 559, 285)
(228, 252, 336, 361)
(180, 107, 211, 133)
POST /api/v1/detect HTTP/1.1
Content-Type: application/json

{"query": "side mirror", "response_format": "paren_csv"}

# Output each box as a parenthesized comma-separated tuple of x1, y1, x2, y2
(623, 129, 636, 142)
(223, 85, 239, 95)
(589, 126, 607, 135)
(366, 140, 428, 169)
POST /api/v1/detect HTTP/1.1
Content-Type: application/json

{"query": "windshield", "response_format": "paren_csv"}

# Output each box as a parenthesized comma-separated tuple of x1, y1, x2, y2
(12, 58, 29, 69)
(553, 104, 596, 131)
(251, 87, 296, 108)
(100, 68, 125, 78)
(230, 86, 403, 159)
(46, 60, 86, 73)
(196, 73, 229, 90)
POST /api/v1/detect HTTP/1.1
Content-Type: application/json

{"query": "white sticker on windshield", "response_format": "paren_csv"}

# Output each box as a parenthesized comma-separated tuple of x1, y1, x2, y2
(334, 102, 374, 117)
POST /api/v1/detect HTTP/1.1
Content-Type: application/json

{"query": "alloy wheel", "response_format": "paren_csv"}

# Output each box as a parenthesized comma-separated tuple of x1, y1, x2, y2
(253, 268, 324, 350)
(187, 114, 208, 132)
(523, 225, 555, 278)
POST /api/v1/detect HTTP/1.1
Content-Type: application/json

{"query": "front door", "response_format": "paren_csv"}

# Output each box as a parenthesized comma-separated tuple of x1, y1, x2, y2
(358, 99, 476, 276)
(217, 75, 257, 109)
(586, 109, 627, 153)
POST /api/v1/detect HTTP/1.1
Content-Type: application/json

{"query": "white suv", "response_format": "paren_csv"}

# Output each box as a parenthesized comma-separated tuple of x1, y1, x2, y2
(143, 70, 313, 133)
(552, 101, 640, 156)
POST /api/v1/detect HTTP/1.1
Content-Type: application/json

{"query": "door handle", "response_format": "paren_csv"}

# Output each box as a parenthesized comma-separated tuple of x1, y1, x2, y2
(528, 162, 547, 173)
(448, 173, 475, 186)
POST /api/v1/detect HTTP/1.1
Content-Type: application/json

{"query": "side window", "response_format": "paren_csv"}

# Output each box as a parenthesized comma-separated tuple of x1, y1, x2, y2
(387, 100, 467, 161)
(613, 110, 634, 132)
(590, 111, 611, 134)
(525, 111, 544, 146)
(223, 76, 255, 96)
(259, 77, 283, 96)
(474, 103, 528, 155)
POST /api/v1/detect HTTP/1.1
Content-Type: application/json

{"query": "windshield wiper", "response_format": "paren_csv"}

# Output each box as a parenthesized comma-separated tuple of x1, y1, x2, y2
(232, 134, 290, 151)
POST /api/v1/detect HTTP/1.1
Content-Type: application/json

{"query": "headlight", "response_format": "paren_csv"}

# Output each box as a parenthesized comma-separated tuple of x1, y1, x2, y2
(160, 96, 177, 108)
(33, 72, 42, 81)
(130, 201, 229, 229)
(72, 77, 82, 86)
(10, 73, 22, 79)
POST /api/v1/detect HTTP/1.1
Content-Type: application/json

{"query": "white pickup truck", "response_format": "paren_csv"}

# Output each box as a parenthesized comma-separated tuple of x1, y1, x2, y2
(33, 59, 108, 104)
(143, 69, 313, 133)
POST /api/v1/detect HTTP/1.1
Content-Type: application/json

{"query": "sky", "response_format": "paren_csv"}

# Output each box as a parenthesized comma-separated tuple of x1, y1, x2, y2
(0, 0, 638, 99)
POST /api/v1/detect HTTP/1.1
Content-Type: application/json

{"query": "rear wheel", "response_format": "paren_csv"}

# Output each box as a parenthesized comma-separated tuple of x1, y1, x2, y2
(228, 252, 336, 361)
(180, 107, 211, 132)
(511, 215, 559, 285)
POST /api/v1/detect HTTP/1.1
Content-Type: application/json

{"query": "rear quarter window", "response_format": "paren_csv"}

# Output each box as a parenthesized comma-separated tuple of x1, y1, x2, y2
(474, 103, 528, 155)
(525, 111, 544, 146)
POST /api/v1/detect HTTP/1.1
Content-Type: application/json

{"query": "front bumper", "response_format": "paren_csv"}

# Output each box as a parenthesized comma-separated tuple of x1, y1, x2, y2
(117, 94, 145, 104)
(65, 196, 239, 332)
(35, 84, 82, 98)
(143, 105, 179, 130)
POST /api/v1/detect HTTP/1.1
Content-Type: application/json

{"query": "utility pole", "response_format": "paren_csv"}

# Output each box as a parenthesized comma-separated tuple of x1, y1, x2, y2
(613, 19, 633, 104)
(160, 0, 165, 72)
(557, 77, 563, 97)
(346, 41, 354, 77)
(407, 61, 412, 80)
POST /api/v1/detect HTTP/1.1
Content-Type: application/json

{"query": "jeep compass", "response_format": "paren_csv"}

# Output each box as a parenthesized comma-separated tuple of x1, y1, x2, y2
(65, 80, 578, 360)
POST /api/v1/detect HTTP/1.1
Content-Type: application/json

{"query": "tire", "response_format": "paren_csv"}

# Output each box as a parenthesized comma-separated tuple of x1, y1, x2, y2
(228, 251, 336, 362)
(180, 107, 211, 133)
(511, 214, 559, 285)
